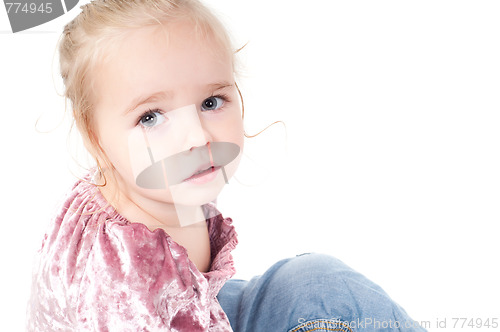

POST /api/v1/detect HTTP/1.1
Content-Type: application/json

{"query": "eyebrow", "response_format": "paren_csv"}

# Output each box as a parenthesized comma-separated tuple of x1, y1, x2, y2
(124, 91, 170, 115)
(124, 81, 234, 115)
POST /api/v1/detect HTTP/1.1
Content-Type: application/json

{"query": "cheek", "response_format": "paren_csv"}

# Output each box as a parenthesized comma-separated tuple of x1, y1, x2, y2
(231, 116, 245, 151)
(97, 127, 134, 180)
(102, 138, 127, 171)
(213, 111, 244, 146)
(94, 110, 132, 175)
(219, 114, 244, 178)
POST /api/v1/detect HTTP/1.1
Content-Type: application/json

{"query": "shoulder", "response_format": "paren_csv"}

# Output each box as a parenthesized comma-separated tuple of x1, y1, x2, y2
(34, 173, 129, 283)
(28, 173, 127, 329)
(41, 174, 125, 255)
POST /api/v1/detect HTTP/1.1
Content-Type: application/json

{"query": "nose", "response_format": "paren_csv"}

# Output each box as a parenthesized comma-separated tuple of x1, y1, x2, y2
(172, 105, 211, 152)
(184, 123, 211, 152)
(189, 142, 211, 151)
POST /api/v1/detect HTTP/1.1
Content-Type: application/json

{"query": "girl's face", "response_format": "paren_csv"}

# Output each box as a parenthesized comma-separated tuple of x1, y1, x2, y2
(91, 21, 244, 209)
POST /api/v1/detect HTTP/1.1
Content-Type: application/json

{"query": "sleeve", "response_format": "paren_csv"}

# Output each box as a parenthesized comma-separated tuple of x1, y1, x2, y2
(26, 180, 216, 331)
(26, 214, 82, 331)
(72, 220, 213, 331)
(26, 215, 170, 331)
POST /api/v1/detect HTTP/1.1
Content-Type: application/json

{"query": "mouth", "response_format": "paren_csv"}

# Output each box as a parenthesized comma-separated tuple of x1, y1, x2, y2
(134, 141, 240, 189)
(183, 165, 221, 184)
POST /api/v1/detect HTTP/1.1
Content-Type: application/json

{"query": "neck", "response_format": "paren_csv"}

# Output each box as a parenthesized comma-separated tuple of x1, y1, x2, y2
(97, 170, 206, 230)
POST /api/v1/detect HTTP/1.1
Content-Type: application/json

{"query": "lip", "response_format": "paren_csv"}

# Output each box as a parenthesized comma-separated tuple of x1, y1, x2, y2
(182, 165, 221, 184)
(134, 142, 240, 189)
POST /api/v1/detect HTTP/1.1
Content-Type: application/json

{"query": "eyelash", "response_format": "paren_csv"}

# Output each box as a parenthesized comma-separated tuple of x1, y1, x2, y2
(135, 93, 230, 128)
(136, 109, 164, 128)
(204, 93, 230, 112)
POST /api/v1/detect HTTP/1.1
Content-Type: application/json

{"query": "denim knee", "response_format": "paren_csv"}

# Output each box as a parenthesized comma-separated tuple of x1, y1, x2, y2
(236, 253, 360, 330)
(219, 253, 426, 332)
(279, 253, 425, 331)
(262, 253, 358, 317)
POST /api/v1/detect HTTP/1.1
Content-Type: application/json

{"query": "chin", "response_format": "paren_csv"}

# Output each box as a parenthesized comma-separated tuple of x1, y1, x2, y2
(169, 182, 225, 207)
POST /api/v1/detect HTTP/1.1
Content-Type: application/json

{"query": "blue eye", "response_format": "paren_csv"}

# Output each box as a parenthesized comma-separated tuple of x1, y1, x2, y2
(201, 96, 225, 111)
(139, 110, 166, 128)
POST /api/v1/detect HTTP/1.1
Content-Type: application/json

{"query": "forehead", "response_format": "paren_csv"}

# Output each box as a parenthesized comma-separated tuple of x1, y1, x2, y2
(92, 21, 233, 109)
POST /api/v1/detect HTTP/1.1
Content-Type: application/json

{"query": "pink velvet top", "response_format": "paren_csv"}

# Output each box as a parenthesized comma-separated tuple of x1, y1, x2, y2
(26, 175, 238, 331)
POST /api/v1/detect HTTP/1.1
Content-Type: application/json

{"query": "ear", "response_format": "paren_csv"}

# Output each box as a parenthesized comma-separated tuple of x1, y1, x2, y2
(79, 127, 109, 172)
(81, 137, 98, 158)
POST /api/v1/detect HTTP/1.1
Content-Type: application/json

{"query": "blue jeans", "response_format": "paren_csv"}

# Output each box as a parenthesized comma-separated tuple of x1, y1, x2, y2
(217, 253, 427, 332)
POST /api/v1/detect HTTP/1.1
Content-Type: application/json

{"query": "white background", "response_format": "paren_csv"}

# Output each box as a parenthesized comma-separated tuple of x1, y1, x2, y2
(1, 1, 499, 331)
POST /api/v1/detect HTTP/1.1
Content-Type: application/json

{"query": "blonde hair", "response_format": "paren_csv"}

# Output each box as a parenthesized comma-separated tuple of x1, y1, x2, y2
(59, 0, 238, 184)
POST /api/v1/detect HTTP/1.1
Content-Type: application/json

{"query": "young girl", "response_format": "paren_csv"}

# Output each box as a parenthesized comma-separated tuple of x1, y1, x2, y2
(27, 0, 427, 331)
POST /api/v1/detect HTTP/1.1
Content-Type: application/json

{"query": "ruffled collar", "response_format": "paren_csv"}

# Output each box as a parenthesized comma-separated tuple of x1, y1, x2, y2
(78, 173, 238, 290)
